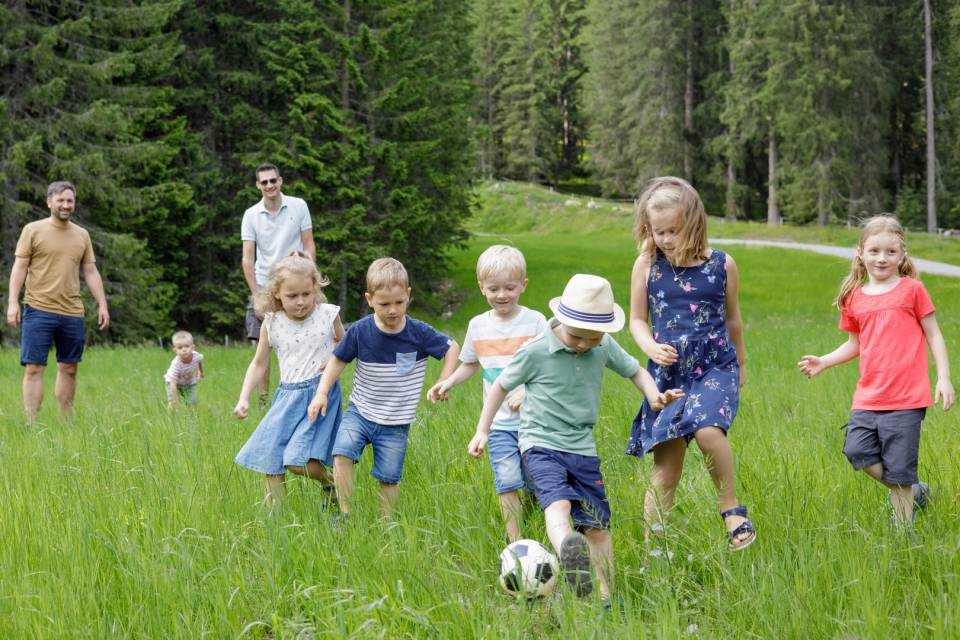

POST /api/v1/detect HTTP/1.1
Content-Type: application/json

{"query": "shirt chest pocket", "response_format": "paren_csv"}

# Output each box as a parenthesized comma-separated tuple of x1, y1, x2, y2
(396, 351, 417, 375)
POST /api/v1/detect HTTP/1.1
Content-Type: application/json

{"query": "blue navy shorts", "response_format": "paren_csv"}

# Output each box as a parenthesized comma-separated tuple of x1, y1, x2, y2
(522, 446, 611, 530)
(843, 408, 925, 485)
(20, 305, 85, 366)
(332, 403, 411, 484)
(488, 429, 533, 494)
(245, 303, 263, 341)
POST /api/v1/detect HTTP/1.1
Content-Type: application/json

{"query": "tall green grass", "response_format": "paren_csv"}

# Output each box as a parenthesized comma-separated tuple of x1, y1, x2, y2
(0, 228, 957, 638)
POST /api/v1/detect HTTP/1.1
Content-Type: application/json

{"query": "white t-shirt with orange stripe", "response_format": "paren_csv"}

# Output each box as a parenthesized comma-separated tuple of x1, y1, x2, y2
(460, 306, 548, 431)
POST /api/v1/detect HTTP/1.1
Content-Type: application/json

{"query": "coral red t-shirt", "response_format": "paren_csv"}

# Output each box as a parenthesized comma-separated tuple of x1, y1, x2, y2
(839, 277, 935, 410)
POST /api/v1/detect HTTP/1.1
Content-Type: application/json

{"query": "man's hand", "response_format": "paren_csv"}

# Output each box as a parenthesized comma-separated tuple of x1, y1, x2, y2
(97, 306, 110, 330)
(6, 302, 20, 328)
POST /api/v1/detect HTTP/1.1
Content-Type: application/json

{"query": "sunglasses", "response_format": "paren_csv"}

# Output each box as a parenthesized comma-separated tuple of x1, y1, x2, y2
(258, 177, 280, 186)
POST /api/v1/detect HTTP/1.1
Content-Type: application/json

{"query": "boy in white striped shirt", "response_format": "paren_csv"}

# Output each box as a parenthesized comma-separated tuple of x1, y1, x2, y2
(165, 330, 204, 410)
(311, 258, 460, 521)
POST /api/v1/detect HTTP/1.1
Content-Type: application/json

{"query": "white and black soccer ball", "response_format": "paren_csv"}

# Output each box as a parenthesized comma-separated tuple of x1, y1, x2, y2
(498, 539, 559, 599)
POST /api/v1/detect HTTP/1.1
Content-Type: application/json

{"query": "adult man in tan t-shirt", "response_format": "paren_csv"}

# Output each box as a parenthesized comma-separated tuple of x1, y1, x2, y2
(6, 181, 110, 424)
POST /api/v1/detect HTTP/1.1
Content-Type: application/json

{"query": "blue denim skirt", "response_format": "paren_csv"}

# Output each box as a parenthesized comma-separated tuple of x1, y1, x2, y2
(235, 377, 343, 475)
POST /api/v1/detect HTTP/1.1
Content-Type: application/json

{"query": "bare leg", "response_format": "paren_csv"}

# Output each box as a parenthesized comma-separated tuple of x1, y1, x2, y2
(333, 455, 355, 514)
(644, 438, 687, 538)
(863, 463, 914, 524)
(694, 426, 751, 547)
(22, 364, 45, 425)
(55, 362, 78, 417)
(264, 474, 286, 507)
(379, 482, 399, 520)
(287, 460, 335, 486)
(544, 500, 592, 596)
(544, 500, 574, 552)
(584, 527, 614, 600)
(498, 490, 522, 542)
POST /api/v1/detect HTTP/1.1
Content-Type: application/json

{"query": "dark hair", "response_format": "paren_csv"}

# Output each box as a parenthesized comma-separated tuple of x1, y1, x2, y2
(255, 163, 280, 180)
(47, 181, 76, 198)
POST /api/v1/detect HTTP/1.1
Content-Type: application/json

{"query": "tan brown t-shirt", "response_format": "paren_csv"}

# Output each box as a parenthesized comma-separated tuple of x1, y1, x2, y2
(15, 219, 96, 317)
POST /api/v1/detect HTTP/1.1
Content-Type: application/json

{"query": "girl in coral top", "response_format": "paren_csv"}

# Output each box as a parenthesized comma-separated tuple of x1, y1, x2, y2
(799, 216, 954, 525)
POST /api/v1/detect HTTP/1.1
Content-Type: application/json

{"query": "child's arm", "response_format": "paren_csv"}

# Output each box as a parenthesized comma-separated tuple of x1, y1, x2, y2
(333, 316, 345, 342)
(798, 334, 860, 378)
(233, 324, 271, 419)
(468, 380, 508, 458)
(724, 254, 747, 386)
(629, 254, 679, 366)
(197, 359, 205, 381)
(438, 340, 461, 380)
(308, 357, 348, 421)
(629, 367, 684, 411)
(427, 361, 480, 403)
(921, 312, 955, 410)
(167, 379, 179, 410)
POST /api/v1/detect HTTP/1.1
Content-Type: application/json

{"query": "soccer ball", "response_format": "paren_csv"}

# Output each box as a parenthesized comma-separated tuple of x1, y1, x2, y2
(498, 539, 559, 599)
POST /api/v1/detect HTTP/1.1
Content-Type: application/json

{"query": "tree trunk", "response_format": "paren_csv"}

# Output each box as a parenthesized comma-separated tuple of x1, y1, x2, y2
(767, 135, 780, 225)
(684, 0, 695, 181)
(725, 158, 737, 221)
(924, 0, 937, 233)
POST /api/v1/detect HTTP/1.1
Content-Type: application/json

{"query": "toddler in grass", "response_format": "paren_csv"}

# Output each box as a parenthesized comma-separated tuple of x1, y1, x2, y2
(309, 258, 460, 522)
(626, 177, 754, 551)
(233, 252, 345, 507)
(467, 274, 682, 605)
(165, 330, 204, 410)
(799, 215, 954, 525)
(428, 245, 548, 543)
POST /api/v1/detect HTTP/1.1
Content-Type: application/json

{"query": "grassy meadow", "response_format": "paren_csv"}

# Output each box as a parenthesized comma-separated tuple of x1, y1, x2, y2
(1, 184, 959, 638)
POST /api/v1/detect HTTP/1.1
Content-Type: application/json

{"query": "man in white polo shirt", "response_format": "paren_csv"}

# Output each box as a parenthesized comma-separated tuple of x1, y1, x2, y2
(241, 163, 315, 404)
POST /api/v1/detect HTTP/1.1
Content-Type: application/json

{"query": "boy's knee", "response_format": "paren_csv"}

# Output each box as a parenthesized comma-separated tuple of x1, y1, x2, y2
(583, 527, 611, 543)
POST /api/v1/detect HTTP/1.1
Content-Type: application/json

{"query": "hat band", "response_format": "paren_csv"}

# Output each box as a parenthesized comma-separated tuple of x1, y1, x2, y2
(558, 302, 614, 324)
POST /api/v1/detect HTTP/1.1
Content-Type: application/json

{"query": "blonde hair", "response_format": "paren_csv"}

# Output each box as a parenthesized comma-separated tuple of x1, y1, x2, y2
(835, 215, 918, 310)
(254, 252, 329, 316)
(171, 330, 193, 346)
(476, 244, 527, 282)
(634, 176, 709, 266)
(366, 257, 408, 293)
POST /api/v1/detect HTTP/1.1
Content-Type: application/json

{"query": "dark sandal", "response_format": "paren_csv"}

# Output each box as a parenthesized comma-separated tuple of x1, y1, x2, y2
(720, 505, 756, 551)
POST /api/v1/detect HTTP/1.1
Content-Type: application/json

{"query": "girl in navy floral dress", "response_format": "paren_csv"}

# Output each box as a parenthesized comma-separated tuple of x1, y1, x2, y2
(626, 177, 755, 551)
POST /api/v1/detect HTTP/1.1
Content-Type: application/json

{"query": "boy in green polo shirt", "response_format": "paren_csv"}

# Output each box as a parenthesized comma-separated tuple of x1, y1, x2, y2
(468, 274, 682, 605)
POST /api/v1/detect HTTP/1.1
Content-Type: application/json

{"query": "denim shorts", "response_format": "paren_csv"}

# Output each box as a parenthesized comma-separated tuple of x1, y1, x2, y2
(488, 429, 533, 494)
(20, 305, 85, 366)
(166, 382, 199, 406)
(843, 408, 925, 485)
(235, 377, 343, 475)
(522, 446, 611, 530)
(332, 403, 411, 484)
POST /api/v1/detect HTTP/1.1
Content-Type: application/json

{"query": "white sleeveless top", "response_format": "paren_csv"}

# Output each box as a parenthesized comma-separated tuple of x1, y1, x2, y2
(266, 303, 340, 383)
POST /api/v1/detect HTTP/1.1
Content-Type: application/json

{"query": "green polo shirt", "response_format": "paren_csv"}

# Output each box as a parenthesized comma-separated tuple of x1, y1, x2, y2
(497, 318, 640, 456)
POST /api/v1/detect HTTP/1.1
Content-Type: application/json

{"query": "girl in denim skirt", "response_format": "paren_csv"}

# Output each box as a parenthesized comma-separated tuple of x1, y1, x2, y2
(233, 252, 345, 507)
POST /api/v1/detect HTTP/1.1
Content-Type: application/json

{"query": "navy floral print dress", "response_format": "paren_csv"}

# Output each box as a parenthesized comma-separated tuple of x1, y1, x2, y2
(626, 249, 740, 457)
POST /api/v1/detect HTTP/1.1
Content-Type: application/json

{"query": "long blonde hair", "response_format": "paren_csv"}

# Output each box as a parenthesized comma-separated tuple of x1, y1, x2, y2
(835, 215, 918, 310)
(254, 252, 330, 316)
(634, 176, 709, 265)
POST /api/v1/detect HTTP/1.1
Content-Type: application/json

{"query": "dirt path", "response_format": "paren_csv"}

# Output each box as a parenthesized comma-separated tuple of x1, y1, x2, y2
(712, 238, 960, 278)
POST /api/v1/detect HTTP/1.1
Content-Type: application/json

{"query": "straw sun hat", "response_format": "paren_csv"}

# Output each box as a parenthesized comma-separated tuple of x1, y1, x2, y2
(548, 274, 625, 333)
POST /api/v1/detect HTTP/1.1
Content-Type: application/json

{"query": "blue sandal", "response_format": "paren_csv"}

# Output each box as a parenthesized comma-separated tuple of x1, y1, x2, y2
(720, 506, 756, 551)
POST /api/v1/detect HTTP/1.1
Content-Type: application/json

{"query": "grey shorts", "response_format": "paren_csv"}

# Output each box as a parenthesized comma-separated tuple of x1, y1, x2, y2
(842, 408, 925, 485)
(245, 303, 263, 341)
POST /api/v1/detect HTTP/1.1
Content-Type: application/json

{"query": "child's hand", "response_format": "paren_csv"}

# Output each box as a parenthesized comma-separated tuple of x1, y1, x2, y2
(467, 431, 488, 458)
(935, 378, 956, 411)
(233, 401, 248, 420)
(308, 394, 327, 422)
(648, 342, 679, 366)
(505, 387, 526, 412)
(797, 355, 826, 378)
(198, 372, 205, 382)
(167, 400, 177, 412)
(427, 380, 453, 403)
(650, 388, 684, 411)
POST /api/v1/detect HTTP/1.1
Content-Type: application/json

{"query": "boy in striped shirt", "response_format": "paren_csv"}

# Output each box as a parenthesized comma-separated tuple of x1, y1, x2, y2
(428, 245, 547, 542)
(165, 330, 204, 410)
(312, 258, 459, 521)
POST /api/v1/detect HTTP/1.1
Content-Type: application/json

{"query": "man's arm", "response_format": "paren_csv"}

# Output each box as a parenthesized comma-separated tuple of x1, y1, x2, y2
(81, 262, 110, 330)
(6, 255, 29, 327)
(300, 228, 316, 263)
(242, 240, 258, 296)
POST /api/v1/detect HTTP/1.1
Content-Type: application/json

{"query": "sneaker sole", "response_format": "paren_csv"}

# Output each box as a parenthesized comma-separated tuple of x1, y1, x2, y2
(560, 533, 593, 597)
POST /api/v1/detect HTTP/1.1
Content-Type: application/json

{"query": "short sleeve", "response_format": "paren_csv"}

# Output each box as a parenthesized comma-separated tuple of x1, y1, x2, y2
(417, 321, 452, 360)
(298, 202, 312, 231)
(912, 280, 936, 319)
(495, 343, 533, 392)
(193, 352, 204, 364)
(460, 319, 478, 364)
(81, 229, 95, 264)
(333, 321, 360, 363)
(164, 358, 180, 383)
(14, 225, 33, 258)
(839, 299, 859, 333)
(602, 335, 641, 378)
(240, 209, 256, 241)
